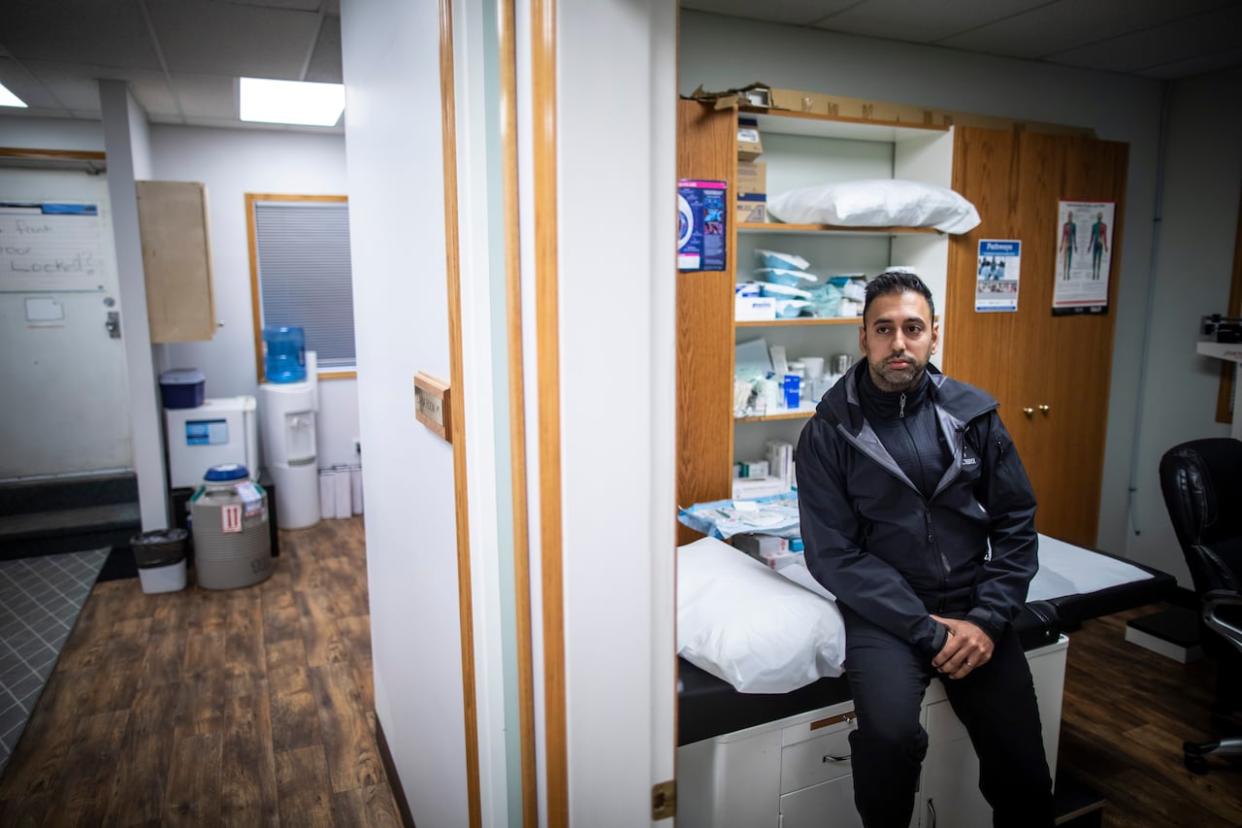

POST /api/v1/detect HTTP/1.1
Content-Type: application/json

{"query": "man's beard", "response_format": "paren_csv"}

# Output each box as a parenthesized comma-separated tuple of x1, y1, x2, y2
(868, 356, 924, 392)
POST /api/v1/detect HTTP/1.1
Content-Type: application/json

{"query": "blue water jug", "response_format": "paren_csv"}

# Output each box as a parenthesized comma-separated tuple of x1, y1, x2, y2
(263, 326, 306, 383)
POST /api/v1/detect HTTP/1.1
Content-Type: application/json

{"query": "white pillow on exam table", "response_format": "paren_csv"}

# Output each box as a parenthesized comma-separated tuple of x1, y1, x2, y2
(678, 537, 846, 694)
(768, 179, 981, 235)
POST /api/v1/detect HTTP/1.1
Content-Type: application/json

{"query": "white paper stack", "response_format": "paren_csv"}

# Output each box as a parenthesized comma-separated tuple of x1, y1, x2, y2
(319, 469, 338, 518)
(766, 441, 795, 487)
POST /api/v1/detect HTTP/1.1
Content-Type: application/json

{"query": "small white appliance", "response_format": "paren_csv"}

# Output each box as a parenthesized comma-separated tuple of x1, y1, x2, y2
(165, 396, 259, 489)
(258, 350, 321, 529)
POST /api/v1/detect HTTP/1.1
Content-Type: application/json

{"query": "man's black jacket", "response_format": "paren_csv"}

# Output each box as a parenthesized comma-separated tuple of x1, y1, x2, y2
(795, 361, 1039, 659)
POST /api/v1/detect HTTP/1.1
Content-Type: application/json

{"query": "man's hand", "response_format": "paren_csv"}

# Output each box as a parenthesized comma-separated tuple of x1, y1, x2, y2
(930, 615, 994, 680)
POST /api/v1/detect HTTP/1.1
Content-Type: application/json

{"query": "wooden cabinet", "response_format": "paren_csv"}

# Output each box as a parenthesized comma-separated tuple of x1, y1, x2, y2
(135, 180, 217, 342)
(945, 127, 1127, 547)
(675, 101, 954, 540)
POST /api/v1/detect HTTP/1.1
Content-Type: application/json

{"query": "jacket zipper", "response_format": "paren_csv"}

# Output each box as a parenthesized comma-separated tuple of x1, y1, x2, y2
(899, 392, 906, 418)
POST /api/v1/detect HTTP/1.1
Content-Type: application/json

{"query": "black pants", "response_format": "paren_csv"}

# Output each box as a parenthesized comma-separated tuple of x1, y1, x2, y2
(841, 608, 1054, 828)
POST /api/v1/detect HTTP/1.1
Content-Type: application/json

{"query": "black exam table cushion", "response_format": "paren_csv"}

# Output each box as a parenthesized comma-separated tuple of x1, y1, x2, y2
(678, 553, 1175, 746)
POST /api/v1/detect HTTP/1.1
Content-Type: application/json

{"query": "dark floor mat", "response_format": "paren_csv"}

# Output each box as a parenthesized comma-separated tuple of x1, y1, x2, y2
(0, 548, 108, 775)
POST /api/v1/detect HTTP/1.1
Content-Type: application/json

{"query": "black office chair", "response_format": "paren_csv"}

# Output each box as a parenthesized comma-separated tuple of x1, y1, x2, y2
(1159, 438, 1242, 773)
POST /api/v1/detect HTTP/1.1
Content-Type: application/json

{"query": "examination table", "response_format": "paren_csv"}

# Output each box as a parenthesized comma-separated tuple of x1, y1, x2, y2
(676, 539, 1174, 828)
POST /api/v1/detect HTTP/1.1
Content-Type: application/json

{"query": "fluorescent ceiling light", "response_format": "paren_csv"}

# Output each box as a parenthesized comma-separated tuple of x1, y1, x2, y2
(240, 77, 344, 127)
(0, 82, 28, 108)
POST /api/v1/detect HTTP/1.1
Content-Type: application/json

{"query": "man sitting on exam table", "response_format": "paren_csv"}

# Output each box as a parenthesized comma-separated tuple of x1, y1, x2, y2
(796, 272, 1053, 828)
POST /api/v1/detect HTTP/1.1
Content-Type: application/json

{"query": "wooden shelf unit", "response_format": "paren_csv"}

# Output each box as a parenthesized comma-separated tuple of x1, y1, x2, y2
(735, 408, 817, 424)
(739, 106, 949, 140)
(676, 99, 955, 538)
(735, 317, 861, 328)
(739, 222, 939, 236)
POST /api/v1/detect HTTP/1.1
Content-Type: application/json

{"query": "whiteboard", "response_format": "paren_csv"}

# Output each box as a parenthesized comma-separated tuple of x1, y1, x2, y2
(0, 201, 108, 292)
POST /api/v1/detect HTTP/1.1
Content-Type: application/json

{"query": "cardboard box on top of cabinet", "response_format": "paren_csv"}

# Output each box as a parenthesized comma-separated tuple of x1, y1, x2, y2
(769, 88, 952, 127)
(685, 82, 1094, 138)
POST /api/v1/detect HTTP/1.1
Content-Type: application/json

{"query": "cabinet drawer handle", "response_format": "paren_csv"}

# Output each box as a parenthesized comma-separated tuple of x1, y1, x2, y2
(821, 753, 851, 763)
(1039, 404, 1050, 415)
(1023, 407, 1034, 417)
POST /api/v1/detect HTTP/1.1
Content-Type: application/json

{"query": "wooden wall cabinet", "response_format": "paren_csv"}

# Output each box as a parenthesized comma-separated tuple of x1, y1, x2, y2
(136, 180, 217, 342)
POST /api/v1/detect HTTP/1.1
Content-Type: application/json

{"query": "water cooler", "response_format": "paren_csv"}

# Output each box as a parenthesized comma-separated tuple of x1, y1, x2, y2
(258, 330, 321, 529)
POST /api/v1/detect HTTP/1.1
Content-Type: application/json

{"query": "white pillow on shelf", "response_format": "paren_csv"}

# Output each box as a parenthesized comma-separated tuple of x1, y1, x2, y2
(768, 178, 981, 235)
(678, 537, 846, 694)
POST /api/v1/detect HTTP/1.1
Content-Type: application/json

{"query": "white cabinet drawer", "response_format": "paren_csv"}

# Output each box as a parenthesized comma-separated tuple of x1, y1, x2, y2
(779, 775, 863, 828)
(780, 721, 855, 794)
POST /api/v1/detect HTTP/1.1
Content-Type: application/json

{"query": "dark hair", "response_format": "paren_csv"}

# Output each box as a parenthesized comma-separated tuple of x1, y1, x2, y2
(863, 271, 935, 324)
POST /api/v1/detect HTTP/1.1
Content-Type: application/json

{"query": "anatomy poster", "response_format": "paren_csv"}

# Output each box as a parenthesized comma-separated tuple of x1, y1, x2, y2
(1052, 201, 1113, 315)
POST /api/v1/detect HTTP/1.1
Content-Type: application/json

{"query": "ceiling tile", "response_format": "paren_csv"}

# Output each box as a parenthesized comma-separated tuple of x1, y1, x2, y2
(147, 0, 321, 78)
(0, 0, 163, 71)
(304, 15, 342, 83)
(1, 108, 76, 121)
(179, 113, 343, 134)
(169, 73, 238, 120)
(20, 61, 173, 115)
(680, 0, 857, 26)
(129, 76, 181, 119)
(939, 0, 1237, 60)
(1049, 4, 1242, 73)
(813, 0, 1049, 43)
(220, 0, 324, 10)
(1139, 46, 1242, 80)
(0, 57, 64, 110)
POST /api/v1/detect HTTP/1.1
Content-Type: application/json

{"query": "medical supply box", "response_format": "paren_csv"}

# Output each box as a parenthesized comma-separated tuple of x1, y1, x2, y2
(736, 161, 766, 197)
(737, 118, 763, 161)
(166, 396, 259, 489)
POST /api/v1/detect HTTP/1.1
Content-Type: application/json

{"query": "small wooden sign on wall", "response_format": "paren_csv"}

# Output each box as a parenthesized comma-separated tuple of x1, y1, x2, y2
(414, 372, 452, 442)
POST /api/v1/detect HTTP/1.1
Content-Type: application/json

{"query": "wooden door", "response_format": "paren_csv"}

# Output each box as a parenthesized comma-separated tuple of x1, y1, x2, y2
(946, 126, 1127, 548)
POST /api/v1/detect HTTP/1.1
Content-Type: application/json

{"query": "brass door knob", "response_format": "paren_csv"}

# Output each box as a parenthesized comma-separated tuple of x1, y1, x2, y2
(1039, 404, 1050, 415)
(1023, 407, 1035, 418)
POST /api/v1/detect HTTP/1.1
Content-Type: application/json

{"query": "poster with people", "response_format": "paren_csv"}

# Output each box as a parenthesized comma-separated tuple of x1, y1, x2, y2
(975, 239, 1021, 312)
(1053, 201, 1114, 315)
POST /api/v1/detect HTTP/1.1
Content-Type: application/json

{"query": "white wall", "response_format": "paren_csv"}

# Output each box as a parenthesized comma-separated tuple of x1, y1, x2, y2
(340, 0, 471, 824)
(100, 80, 169, 529)
(0, 117, 104, 151)
(557, 0, 678, 820)
(679, 11, 1163, 559)
(149, 125, 360, 469)
(1126, 67, 1242, 585)
(0, 115, 361, 473)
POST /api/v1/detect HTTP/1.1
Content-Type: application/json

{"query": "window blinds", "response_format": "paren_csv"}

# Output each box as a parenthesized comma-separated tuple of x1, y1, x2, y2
(254, 201, 356, 368)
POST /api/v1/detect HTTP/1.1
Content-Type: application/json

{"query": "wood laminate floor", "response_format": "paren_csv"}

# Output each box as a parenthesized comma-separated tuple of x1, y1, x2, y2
(1059, 605, 1242, 827)
(2, 518, 1241, 827)
(0, 517, 400, 827)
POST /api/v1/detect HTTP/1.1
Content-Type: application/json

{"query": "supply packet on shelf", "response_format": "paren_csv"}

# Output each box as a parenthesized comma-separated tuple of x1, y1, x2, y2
(679, 490, 801, 540)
